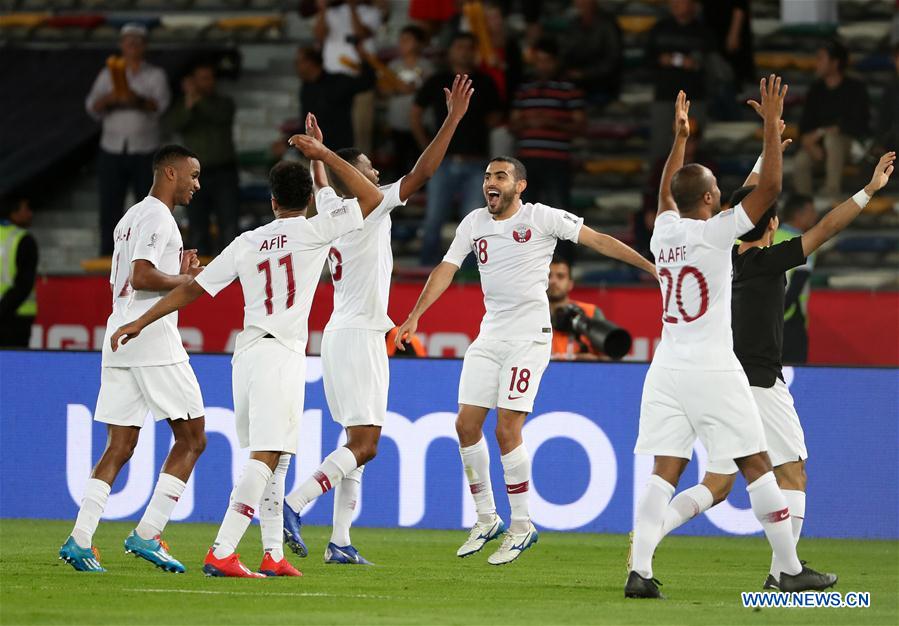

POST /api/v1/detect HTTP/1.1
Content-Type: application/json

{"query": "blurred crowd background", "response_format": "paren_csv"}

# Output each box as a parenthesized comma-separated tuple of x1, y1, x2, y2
(1, 0, 897, 290)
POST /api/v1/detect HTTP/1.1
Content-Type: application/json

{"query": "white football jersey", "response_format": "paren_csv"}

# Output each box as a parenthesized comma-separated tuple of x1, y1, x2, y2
(102, 195, 189, 367)
(325, 178, 406, 333)
(443, 202, 583, 343)
(196, 188, 363, 355)
(650, 204, 755, 370)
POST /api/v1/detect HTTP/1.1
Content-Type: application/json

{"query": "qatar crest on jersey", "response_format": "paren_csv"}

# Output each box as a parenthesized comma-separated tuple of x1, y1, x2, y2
(512, 224, 532, 243)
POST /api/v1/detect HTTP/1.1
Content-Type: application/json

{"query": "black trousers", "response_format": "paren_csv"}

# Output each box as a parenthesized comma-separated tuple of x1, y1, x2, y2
(98, 149, 155, 255)
(186, 163, 240, 255)
(0, 315, 34, 348)
(782, 317, 809, 364)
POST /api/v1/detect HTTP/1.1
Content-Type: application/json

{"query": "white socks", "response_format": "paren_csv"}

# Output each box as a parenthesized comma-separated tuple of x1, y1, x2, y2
(770, 489, 806, 577)
(501, 445, 531, 534)
(212, 460, 273, 559)
(747, 472, 802, 576)
(459, 437, 496, 524)
(632, 475, 675, 579)
(331, 465, 364, 547)
(661, 484, 714, 537)
(260, 454, 291, 561)
(285, 446, 357, 513)
(71, 478, 111, 549)
(135, 473, 187, 540)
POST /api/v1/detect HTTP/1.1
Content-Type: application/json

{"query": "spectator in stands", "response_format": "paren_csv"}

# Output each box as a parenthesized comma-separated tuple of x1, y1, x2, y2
(775, 194, 818, 364)
(875, 43, 899, 153)
(479, 1, 524, 108)
(793, 40, 870, 199)
(412, 32, 503, 266)
(296, 46, 376, 153)
(510, 38, 586, 211)
(85, 23, 171, 256)
(314, 0, 385, 155)
(700, 0, 755, 119)
(0, 197, 38, 348)
(547, 256, 602, 360)
(560, 0, 623, 106)
(384, 25, 434, 180)
(165, 62, 238, 255)
(646, 0, 713, 159)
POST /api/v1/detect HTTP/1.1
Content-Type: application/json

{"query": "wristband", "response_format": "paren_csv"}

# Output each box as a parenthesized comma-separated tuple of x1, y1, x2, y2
(852, 189, 871, 208)
(751, 156, 763, 174)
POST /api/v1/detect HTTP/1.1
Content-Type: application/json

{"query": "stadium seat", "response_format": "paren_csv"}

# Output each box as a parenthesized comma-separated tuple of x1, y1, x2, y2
(617, 15, 656, 35)
(0, 13, 48, 28)
(582, 158, 643, 175)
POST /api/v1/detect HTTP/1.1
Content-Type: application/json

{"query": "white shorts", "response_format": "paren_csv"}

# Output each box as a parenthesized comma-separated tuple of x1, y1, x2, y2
(635, 364, 767, 465)
(95, 361, 204, 427)
(321, 328, 389, 428)
(458, 337, 551, 413)
(232, 338, 305, 454)
(706, 378, 808, 474)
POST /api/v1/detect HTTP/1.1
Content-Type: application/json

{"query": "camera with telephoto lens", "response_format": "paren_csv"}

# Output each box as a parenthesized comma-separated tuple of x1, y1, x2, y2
(552, 304, 632, 360)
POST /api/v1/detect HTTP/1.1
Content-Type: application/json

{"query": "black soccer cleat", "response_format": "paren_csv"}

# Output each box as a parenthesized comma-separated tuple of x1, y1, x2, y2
(778, 565, 838, 592)
(763, 574, 780, 590)
(625, 571, 665, 599)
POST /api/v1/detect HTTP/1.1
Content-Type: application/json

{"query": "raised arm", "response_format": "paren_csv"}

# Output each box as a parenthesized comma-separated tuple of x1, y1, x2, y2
(739, 75, 787, 223)
(289, 134, 383, 215)
(130, 250, 200, 291)
(399, 74, 473, 202)
(304, 113, 330, 191)
(110, 279, 206, 351)
(657, 90, 690, 217)
(801, 152, 895, 256)
(394, 261, 459, 350)
(742, 117, 791, 187)
(578, 226, 657, 279)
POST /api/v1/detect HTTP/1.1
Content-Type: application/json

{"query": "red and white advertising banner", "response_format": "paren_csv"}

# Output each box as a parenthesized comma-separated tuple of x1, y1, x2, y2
(32, 276, 899, 366)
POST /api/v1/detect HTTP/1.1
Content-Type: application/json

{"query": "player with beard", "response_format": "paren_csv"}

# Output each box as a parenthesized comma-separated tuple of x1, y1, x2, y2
(395, 157, 655, 565)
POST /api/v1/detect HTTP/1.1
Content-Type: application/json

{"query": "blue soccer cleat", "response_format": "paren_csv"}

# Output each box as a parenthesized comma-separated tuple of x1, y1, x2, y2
(123, 531, 185, 573)
(283, 502, 308, 557)
(59, 536, 106, 572)
(324, 543, 373, 565)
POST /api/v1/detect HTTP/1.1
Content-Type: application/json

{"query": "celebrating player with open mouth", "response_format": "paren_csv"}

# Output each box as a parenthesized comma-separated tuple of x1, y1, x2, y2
(110, 135, 383, 578)
(280, 75, 473, 565)
(394, 156, 656, 565)
(626, 78, 837, 599)
(59, 145, 206, 574)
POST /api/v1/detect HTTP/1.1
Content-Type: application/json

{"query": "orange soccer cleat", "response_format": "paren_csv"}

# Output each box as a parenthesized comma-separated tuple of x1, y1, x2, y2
(202, 548, 266, 578)
(258, 552, 303, 577)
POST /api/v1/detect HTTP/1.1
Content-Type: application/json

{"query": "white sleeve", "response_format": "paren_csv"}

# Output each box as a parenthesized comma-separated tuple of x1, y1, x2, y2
(533, 203, 583, 242)
(194, 240, 239, 297)
(145, 67, 171, 118)
(85, 68, 111, 121)
(307, 187, 364, 244)
(442, 215, 474, 267)
(130, 211, 175, 268)
(369, 178, 407, 221)
(702, 203, 754, 250)
(360, 5, 382, 30)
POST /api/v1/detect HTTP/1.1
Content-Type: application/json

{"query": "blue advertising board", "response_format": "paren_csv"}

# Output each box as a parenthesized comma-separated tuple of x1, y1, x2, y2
(0, 351, 896, 538)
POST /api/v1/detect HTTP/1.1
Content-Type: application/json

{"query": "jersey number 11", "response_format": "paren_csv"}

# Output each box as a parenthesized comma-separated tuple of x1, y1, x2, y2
(257, 253, 296, 315)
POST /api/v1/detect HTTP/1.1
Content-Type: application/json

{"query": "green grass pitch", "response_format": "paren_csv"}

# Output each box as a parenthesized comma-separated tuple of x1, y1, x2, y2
(1, 519, 895, 625)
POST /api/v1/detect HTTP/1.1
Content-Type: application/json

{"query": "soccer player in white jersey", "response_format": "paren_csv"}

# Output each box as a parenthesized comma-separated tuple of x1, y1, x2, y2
(626, 80, 837, 598)
(281, 75, 474, 565)
(394, 157, 656, 566)
(110, 135, 384, 578)
(58, 145, 206, 574)
(653, 151, 895, 589)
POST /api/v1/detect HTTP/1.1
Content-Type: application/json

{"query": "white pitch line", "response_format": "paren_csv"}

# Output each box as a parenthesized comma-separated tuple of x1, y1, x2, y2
(125, 588, 394, 600)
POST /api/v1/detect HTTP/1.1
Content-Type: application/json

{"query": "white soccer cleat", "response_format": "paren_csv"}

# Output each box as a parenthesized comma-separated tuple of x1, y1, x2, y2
(456, 515, 506, 558)
(487, 522, 539, 566)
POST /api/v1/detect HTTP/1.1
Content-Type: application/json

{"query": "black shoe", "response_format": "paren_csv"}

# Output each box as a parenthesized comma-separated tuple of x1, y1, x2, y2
(625, 571, 665, 599)
(779, 565, 838, 592)
(762, 574, 780, 590)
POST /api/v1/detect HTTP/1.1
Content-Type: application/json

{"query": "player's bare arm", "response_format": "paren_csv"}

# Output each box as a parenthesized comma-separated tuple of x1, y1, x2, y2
(399, 74, 473, 202)
(739, 75, 787, 223)
(288, 135, 384, 215)
(394, 261, 459, 350)
(657, 90, 690, 217)
(801, 151, 896, 256)
(577, 226, 657, 279)
(110, 279, 206, 350)
(130, 256, 201, 292)
(304, 112, 330, 191)
(742, 118, 791, 188)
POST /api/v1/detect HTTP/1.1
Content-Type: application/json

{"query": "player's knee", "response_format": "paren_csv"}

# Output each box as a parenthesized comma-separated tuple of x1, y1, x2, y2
(108, 439, 138, 465)
(188, 432, 207, 458)
(455, 415, 480, 443)
(493, 421, 521, 449)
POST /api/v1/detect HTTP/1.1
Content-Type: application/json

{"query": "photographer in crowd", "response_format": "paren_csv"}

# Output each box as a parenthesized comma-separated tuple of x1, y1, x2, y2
(547, 256, 631, 361)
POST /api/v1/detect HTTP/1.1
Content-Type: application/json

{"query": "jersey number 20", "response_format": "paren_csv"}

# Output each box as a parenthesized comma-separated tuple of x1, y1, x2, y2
(658, 265, 709, 323)
(257, 254, 296, 315)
